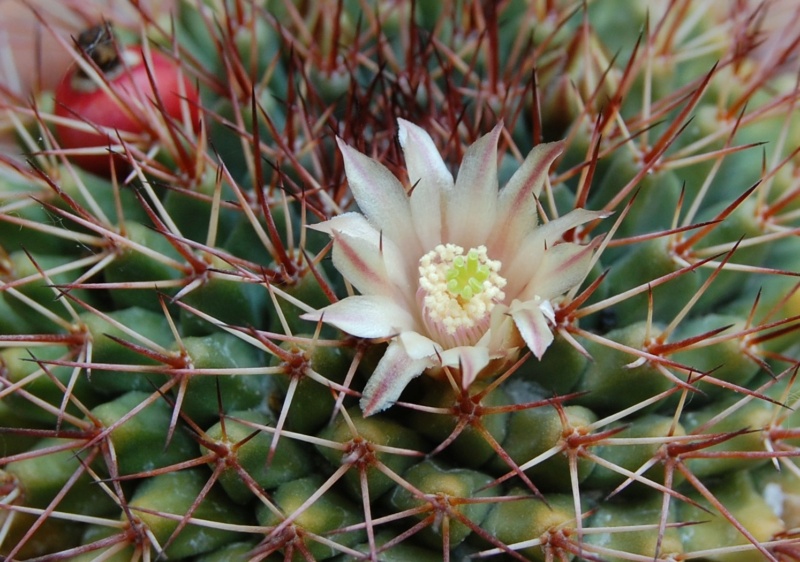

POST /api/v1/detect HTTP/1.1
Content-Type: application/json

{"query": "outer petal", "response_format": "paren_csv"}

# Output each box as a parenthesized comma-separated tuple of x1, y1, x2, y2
(301, 295, 417, 339)
(329, 230, 393, 297)
(481, 303, 525, 355)
(337, 138, 420, 254)
(519, 239, 601, 301)
(504, 208, 609, 298)
(360, 340, 431, 416)
(308, 212, 377, 237)
(333, 228, 415, 300)
(398, 330, 442, 361)
(510, 298, 555, 359)
(530, 208, 610, 249)
(445, 123, 502, 247)
(440, 345, 491, 389)
(489, 141, 564, 256)
(318, 214, 415, 298)
(398, 118, 451, 247)
(311, 214, 408, 270)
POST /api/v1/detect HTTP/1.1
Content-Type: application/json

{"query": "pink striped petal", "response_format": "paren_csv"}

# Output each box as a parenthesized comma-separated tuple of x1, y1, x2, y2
(440, 346, 491, 389)
(330, 230, 396, 298)
(519, 239, 600, 301)
(445, 123, 502, 247)
(510, 299, 555, 359)
(490, 141, 564, 256)
(398, 330, 442, 360)
(301, 295, 417, 339)
(504, 208, 608, 297)
(398, 119, 450, 247)
(308, 212, 374, 237)
(482, 304, 524, 354)
(337, 138, 419, 254)
(360, 341, 431, 416)
(319, 219, 413, 300)
(532, 208, 610, 249)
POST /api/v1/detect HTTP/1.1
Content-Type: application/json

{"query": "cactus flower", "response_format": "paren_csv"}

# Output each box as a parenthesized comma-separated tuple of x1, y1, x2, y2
(304, 120, 607, 415)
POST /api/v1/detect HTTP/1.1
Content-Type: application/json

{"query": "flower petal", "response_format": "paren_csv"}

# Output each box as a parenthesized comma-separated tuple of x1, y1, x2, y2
(337, 138, 419, 254)
(307, 212, 374, 237)
(510, 298, 555, 359)
(316, 213, 415, 298)
(534, 208, 611, 248)
(440, 345, 491, 389)
(445, 123, 502, 247)
(329, 229, 398, 298)
(481, 303, 524, 354)
(301, 295, 417, 339)
(398, 330, 442, 361)
(520, 239, 601, 301)
(360, 340, 431, 416)
(490, 141, 564, 256)
(398, 118, 451, 247)
(505, 208, 609, 297)
(319, 213, 417, 296)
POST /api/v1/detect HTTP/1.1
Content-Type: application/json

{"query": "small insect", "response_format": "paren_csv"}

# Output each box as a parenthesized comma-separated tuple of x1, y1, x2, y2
(75, 21, 119, 74)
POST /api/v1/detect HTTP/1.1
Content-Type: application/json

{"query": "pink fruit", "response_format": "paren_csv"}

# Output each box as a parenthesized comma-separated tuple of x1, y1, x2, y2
(54, 24, 199, 177)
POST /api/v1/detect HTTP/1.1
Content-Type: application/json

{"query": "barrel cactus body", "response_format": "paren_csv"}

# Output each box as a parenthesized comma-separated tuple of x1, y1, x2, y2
(1, 1, 800, 560)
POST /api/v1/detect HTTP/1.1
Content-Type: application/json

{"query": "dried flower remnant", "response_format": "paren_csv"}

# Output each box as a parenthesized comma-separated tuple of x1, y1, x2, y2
(303, 120, 608, 415)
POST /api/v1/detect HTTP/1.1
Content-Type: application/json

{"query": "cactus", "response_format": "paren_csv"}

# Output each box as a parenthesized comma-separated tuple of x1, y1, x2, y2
(1, 0, 800, 560)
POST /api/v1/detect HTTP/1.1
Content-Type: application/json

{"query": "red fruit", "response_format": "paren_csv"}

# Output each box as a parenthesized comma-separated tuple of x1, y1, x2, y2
(54, 25, 199, 177)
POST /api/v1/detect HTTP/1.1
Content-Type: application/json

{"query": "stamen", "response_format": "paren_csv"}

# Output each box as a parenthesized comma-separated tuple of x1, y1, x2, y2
(418, 244, 506, 347)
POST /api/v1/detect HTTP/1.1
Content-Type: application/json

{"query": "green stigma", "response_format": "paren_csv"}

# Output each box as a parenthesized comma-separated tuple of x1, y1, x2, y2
(446, 249, 490, 300)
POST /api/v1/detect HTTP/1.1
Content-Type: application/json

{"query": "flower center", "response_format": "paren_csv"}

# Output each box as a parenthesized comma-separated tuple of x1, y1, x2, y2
(418, 244, 506, 347)
(446, 249, 491, 300)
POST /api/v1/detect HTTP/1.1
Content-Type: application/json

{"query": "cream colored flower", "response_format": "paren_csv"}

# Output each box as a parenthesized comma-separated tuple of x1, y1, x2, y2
(303, 120, 607, 415)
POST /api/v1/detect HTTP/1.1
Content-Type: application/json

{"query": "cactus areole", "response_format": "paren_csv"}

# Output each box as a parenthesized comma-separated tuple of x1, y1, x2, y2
(54, 22, 199, 177)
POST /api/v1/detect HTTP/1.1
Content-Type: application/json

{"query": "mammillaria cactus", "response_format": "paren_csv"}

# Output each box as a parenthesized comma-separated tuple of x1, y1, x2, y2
(1, 0, 800, 560)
